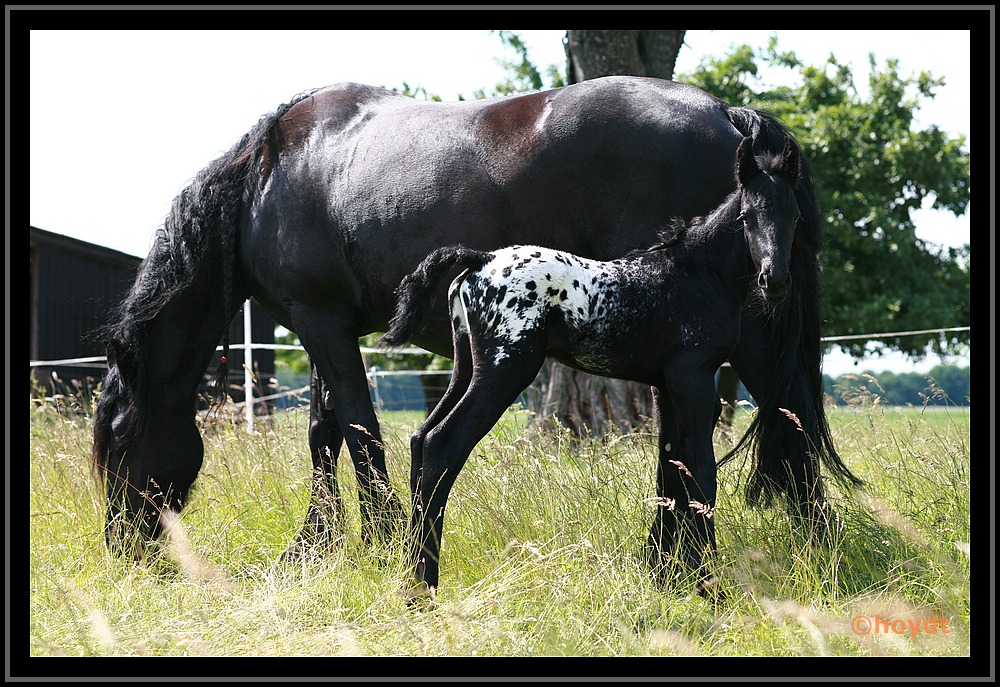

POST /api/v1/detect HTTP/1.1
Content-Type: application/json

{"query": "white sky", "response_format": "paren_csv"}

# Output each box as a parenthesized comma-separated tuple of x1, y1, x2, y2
(28, 29, 973, 376)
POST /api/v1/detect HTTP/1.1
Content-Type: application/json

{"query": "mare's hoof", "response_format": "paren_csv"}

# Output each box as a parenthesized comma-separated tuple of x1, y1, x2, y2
(281, 529, 342, 562)
(401, 581, 437, 611)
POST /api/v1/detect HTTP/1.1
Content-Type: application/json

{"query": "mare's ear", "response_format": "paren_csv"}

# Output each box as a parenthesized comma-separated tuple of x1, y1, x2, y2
(736, 136, 760, 187)
(781, 137, 802, 188)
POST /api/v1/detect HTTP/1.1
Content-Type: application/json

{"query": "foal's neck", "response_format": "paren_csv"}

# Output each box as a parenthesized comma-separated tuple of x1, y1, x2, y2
(666, 192, 745, 264)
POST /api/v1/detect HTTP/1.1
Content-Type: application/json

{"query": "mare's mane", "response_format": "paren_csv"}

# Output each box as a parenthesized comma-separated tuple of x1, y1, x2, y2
(90, 90, 318, 478)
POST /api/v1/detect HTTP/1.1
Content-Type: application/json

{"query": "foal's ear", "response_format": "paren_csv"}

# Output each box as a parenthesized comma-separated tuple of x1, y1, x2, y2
(736, 136, 760, 187)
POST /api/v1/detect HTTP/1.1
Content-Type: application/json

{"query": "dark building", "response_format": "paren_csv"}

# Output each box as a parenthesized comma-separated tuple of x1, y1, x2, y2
(29, 226, 275, 402)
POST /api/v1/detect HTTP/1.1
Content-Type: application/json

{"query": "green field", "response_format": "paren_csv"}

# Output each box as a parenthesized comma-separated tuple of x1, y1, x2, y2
(28, 394, 971, 659)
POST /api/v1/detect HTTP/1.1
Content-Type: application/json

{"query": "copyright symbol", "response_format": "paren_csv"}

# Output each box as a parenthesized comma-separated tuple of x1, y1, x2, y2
(851, 615, 872, 636)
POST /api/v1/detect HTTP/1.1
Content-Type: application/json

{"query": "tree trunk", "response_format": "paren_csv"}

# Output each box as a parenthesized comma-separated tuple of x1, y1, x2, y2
(565, 30, 685, 85)
(527, 356, 657, 435)
(525, 30, 686, 436)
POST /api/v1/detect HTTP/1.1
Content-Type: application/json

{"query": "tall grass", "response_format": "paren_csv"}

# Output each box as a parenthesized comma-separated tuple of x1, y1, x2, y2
(27, 384, 971, 658)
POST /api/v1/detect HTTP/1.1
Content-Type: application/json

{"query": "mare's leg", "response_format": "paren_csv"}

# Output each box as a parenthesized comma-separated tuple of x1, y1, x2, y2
(285, 360, 345, 558)
(657, 362, 722, 594)
(409, 348, 546, 601)
(290, 306, 405, 547)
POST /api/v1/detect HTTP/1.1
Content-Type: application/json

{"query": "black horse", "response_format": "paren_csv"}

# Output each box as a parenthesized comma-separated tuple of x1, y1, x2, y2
(91, 76, 860, 560)
(383, 136, 801, 600)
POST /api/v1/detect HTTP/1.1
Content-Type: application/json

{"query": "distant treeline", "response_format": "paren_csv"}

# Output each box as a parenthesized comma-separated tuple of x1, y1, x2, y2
(822, 364, 970, 407)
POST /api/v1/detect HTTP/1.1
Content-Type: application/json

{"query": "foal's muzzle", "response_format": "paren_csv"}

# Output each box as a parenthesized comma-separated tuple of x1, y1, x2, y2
(758, 269, 792, 304)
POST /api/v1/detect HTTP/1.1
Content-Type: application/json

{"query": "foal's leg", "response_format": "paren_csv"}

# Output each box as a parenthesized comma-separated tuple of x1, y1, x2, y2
(289, 306, 406, 547)
(284, 360, 345, 558)
(405, 328, 474, 594)
(659, 364, 722, 594)
(409, 349, 547, 601)
(646, 386, 681, 575)
(410, 330, 475, 497)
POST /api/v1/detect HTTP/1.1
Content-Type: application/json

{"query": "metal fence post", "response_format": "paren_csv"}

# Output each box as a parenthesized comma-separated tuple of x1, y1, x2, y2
(244, 300, 254, 434)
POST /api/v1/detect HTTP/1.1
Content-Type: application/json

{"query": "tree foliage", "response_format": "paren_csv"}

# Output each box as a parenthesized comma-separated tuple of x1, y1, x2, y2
(677, 38, 971, 362)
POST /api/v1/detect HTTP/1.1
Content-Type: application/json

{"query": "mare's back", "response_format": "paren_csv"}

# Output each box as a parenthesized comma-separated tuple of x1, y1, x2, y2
(253, 77, 747, 344)
(277, 77, 743, 255)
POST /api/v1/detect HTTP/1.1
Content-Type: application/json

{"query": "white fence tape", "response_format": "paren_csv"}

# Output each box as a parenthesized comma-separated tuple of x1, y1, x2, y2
(30, 301, 970, 428)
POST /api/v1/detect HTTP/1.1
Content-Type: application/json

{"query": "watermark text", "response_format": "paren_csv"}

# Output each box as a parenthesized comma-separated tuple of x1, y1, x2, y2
(851, 614, 950, 638)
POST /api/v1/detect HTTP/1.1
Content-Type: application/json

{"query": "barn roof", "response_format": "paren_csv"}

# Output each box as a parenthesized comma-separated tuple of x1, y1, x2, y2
(30, 226, 141, 267)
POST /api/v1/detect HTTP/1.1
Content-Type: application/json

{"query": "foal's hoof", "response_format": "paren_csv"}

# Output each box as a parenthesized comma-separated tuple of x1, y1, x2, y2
(401, 581, 437, 611)
(281, 541, 321, 563)
(695, 575, 725, 605)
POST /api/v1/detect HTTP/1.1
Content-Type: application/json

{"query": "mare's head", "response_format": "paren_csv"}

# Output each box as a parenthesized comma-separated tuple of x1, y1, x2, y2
(735, 135, 802, 305)
(91, 333, 207, 559)
(90, 194, 234, 558)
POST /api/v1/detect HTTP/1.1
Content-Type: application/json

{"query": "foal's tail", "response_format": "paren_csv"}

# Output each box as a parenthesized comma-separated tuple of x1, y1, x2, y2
(382, 246, 492, 346)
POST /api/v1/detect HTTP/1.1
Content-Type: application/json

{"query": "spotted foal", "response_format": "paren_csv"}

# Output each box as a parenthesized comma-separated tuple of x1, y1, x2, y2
(383, 135, 802, 602)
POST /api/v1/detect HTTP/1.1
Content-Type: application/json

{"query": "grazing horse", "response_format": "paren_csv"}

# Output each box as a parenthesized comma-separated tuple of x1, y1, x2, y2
(90, 76, 860, 561)
(383, 136, 800, 599)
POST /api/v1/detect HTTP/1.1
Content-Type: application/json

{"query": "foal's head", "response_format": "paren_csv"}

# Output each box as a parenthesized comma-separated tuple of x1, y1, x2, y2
(735, 136, 802, 305)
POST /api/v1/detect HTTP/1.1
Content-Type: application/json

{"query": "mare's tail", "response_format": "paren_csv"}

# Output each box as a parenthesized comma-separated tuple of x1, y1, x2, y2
(382, 246, 492, 346)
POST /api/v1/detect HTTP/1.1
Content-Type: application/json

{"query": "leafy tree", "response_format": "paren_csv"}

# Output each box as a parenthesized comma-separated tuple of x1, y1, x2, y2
(678, 38, 971, 363)
(393, 82, 443, 102)
(923, 363, 972, 405)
